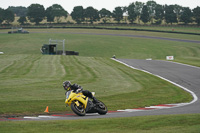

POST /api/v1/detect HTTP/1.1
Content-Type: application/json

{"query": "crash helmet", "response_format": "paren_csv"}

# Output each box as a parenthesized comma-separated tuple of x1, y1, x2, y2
(63, 81, 71, 91)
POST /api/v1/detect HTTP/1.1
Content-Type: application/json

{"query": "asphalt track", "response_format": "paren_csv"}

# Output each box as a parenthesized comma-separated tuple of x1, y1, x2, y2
(31, 31, 200, 44)
(113, 59, 200, 114)
(1, 31, 200, 121)
(1, 31, 200, 43)
(68, 32, 200, 44)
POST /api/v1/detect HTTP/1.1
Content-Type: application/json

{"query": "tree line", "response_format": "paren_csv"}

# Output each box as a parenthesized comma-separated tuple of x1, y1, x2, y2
(0, 1, 200, 25)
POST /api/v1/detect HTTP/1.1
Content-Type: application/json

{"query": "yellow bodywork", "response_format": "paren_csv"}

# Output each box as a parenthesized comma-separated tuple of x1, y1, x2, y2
(65, 91, 88, 109)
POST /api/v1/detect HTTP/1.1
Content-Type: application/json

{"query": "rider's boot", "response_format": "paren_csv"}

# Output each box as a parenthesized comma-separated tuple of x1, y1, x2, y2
(92, 97, 99, 104)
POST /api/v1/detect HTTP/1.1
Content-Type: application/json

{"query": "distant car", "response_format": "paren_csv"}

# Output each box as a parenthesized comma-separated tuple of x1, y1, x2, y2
(8, 28, 29, 34)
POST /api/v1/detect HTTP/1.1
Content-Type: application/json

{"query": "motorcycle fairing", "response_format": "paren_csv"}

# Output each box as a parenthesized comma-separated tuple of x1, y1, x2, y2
(85, 99, 96, 113)
(65, 91, 89, 109)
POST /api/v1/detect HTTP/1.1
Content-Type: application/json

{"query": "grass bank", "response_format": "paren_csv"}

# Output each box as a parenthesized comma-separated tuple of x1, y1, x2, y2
(1, 114, 200, 133)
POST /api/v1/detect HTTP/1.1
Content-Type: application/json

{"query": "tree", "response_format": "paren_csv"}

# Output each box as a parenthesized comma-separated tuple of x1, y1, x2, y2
(84, 6, 99, 24)
(27, 4, 45, 25)
(135, 1, 144, 23)
(173, 4, 183, 21)
(0, 8, 4, 24)
(7, 6, 27, 17)
(112, 7, 123, 23)
(180, 7, 193, 24)
(127, 3, 137, 23)
(122, 6, 128, 23)
(49, 4, 68, 23)
(3, 9, 15, 24)
(164, 5, 178, 24)
(46, 4, 68, 23)
(154, 4, 164, 24)
(99, 8, 111, 23)
(140, 5, 150, 24)
(18, 16, 27, 25)
(45, 6, 54, 23)
(146, 0, 157, 24)
(71, 6, 85, 24)
(193, 6, 200, 25)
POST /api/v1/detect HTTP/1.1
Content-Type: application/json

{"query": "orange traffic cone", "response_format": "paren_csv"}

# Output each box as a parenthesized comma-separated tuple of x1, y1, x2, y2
(44, 106, 49, 113)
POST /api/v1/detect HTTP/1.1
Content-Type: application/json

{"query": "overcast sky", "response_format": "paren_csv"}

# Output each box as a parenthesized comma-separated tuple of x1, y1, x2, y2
(1, 0, 199, 13)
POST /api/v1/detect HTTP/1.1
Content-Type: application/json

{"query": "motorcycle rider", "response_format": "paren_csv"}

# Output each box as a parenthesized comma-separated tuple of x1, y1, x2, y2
(63, 81, 99, 103)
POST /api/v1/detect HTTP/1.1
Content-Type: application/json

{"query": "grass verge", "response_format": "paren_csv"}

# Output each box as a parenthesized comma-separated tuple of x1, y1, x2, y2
(0, 114, 200, 133)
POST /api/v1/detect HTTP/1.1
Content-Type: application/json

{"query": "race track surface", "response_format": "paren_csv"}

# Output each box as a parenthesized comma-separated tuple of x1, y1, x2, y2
(72, 32, 200, 44)
(34, 32, 200, 44)
(1, 31, 200, 44)
(114, 59, 200, 116)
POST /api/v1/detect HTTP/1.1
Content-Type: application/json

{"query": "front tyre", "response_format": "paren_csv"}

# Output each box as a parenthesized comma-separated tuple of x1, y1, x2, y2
(71, 102, 86, 116)
(96, 101, 108, 115)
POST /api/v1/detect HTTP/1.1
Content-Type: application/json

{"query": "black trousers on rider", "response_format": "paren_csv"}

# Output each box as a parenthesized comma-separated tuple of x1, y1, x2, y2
(82, 90, 98, 103)
(82, 90, 93, 99)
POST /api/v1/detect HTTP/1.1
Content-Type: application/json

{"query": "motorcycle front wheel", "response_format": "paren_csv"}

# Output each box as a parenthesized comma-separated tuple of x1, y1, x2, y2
(71, 102, 86, 116)
(96, 100, 108, 115)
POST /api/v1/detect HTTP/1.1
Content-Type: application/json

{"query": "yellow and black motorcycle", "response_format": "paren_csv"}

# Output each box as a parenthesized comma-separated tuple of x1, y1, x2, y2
(65, 90, 108, 116)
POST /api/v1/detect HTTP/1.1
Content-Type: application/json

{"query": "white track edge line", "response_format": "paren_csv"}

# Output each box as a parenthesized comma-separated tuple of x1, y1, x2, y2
(38, 115, 58, 118)
(24, 116, 40, 119)
(111, 58, 198, 108)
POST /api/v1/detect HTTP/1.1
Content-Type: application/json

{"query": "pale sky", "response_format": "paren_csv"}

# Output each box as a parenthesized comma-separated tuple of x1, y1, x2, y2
(1, 0, 199, 13)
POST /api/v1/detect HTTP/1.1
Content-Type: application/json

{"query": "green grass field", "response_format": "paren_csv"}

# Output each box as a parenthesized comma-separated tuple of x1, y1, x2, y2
(1, 114, 200, 133)
(0, 28, 200, 132)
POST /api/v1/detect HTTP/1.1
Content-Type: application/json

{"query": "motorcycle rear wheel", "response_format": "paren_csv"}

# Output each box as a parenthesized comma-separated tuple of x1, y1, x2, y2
(71, 102, 86, 116)
(96, 101, 108, 115)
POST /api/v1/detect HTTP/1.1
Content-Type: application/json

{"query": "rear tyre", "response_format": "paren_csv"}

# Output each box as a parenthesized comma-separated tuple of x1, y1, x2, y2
(71, 102, 86, 116)
(96, 101, 108, 115)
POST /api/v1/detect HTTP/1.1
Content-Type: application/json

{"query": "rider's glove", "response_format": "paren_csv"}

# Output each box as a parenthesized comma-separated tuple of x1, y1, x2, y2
(76, 88, 82, 93)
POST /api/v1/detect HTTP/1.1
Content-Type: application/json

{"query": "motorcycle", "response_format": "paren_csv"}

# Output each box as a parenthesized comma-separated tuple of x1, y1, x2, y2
(65, 90, 108, 116)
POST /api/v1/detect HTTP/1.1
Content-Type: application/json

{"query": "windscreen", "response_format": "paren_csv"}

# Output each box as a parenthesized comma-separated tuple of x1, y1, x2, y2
(66, 90, 72, 99)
